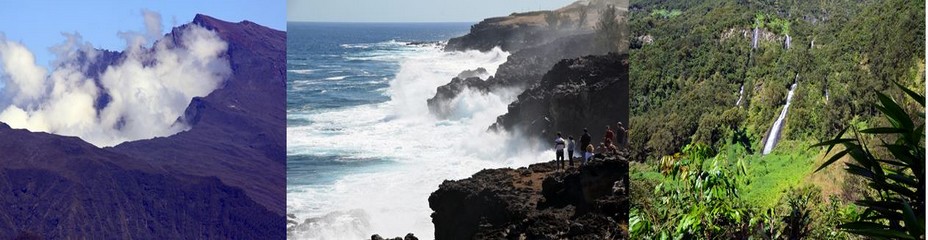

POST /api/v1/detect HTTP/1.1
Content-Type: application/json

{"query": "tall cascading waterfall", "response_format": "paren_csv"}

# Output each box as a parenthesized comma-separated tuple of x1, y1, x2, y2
(752, 27, 759, 49)
(785, 34, 791, 49)
(762, 77, 798, 155)
(736, 84, 745, 106)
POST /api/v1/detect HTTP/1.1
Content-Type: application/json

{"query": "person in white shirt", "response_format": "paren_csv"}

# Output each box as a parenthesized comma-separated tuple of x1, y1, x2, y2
(554, 132, 566, 169)
(567, 136, 576, 167)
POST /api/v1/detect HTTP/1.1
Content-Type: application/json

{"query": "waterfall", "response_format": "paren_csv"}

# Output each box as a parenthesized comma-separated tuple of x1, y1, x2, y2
(752, 27, 759, 49)
(762, 80, 798, 155)
(735, 84, 744, 106)
(785, 34, 791, 49)
(825, 88, 829, 103)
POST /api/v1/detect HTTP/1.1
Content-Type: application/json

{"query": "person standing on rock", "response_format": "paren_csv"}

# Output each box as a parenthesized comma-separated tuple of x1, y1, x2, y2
(594, 142, 606, 160)
(604, 125, 615, 144)
(584, 143, 594, 165)
(616, 122, 627, 149)
(580, 128, 592, 162)
(607, 141, 618, 155)
(567, 136, 576, 167)
(554, 132, 566, 169)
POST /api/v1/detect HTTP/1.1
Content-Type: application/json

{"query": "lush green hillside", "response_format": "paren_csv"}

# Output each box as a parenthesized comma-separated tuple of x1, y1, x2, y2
(627, 0, 924, 238)
(628, 0, 924, 160)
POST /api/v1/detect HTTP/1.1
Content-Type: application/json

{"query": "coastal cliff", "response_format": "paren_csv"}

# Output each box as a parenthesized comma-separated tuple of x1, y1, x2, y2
(429, 155, 629, 239)
(444, 0, 626, 52)
(491, 53, 629, 141)
(428, 0, 629, 121)
(424, 1, 630, 239)
(428, 33, 599, 118)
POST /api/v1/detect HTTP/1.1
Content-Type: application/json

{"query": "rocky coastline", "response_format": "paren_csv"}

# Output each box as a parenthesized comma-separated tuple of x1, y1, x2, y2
(392, 1, 631, 239)
(491, 53, 629, 141)
(430, 154, 629, 239)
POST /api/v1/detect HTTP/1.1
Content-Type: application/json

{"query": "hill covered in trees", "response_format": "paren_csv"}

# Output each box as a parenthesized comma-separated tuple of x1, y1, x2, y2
(629, 0, 923, 160)
(627, 0, 924, 238)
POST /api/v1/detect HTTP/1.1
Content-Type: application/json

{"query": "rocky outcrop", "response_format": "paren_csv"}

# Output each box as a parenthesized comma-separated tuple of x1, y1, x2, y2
(429, 154, 629, 239)
(491, 53, 629, 141)
(444, 0, 625, 53)
(371, 233, 419, 240)
(428, 33, 601, 119)
(431, 0, 630, 120)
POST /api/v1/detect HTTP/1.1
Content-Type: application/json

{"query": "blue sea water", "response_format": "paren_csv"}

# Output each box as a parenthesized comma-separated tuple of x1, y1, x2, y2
(287, 22, 471, 187)
(286, 22, 544, 239)
(287, 22, 471, 114)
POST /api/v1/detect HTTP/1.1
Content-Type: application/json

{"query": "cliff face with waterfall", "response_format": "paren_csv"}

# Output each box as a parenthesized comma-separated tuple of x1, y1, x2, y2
(621, 0, 919, 160)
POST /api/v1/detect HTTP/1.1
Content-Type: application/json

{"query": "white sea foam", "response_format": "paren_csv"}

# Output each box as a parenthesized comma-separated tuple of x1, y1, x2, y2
(289, 69, 315, 74)
(340, 40, 409, 50)
(324, 76, 349, 81)
(287, 46, 550, 239)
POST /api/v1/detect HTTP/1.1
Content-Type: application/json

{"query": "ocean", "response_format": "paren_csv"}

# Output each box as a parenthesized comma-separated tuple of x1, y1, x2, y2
(286, 22, 550, 239)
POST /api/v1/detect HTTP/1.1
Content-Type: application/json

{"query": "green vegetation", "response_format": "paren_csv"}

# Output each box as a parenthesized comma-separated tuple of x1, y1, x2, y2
(650, 9, 682, 19)
(630, 143, 858, 239)
(595, 5, 628, 53)
(628, 0, 924, 162)
(812, 83, 925, 239)
(628, 0, 925, 238)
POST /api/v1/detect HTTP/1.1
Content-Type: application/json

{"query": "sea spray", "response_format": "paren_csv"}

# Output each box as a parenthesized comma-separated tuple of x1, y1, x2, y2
(287, 42, 551, 239)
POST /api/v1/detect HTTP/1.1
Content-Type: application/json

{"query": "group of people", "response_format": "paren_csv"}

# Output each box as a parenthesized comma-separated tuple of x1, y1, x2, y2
(553, 121, 627, 169)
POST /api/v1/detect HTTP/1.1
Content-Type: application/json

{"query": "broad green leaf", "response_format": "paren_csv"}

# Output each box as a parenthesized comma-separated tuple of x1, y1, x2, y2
(876, 92, 914, 130)
(814, 148, 850, 173)
(894, 81, 925, 107)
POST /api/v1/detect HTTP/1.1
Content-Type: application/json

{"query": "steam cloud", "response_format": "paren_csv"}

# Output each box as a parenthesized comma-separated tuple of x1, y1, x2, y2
(0, 10, 231, 147)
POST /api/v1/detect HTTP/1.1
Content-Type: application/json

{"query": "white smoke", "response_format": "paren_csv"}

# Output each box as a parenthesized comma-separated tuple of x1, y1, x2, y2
(0, 10, 231, 147)
(142, 9, 163, 40)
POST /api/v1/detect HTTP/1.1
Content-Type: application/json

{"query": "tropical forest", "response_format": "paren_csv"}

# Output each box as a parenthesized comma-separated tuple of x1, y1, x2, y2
(627, 0, 925, 238)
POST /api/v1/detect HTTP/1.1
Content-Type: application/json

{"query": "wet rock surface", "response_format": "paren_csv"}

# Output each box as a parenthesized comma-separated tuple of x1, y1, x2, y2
(428, 33, 601, 119)
(491, 53, 629, 141)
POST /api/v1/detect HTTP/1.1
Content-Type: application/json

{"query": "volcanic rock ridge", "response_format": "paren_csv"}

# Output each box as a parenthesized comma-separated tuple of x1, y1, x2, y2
(0, 14, 285, 239)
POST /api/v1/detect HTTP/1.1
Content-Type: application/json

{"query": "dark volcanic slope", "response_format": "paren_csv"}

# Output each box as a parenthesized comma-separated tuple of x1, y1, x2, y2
(111, 14, 287, 215)
(0, 14, 285, 239)
(491, 53, 629, 141)
(0, 122, 280, 238)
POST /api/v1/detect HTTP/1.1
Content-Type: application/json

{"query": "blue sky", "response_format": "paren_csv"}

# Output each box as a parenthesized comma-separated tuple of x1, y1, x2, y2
(0, 1, 285, 68)
(288, 0, 577, 22)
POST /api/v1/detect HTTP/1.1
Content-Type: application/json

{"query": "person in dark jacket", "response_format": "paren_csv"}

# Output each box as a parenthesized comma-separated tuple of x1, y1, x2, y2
(616, 122, 628, 149)
(580, 128, 592, 162)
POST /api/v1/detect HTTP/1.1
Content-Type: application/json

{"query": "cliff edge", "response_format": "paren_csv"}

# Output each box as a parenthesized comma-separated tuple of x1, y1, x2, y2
(430, 154, 629, 239)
